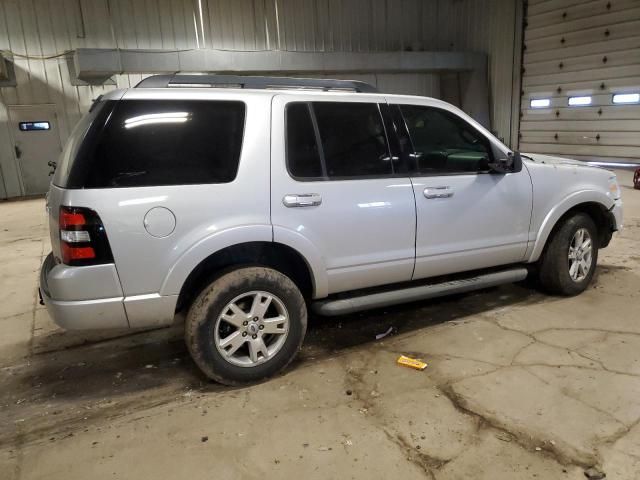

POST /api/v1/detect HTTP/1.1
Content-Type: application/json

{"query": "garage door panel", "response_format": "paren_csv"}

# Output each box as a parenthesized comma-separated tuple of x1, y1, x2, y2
(521, 131, 640, 147)
(524, 48, 639, 77)
(524, 37, 640, 64)
(528, 0, 639, 29)
(523, 94, 629, 109)
(525, 19, 640, 53)
(521, 1, 640, 162)
(528, 0, 622, 16)
(522, 105, 640, 122)
(523, 65, 640, 87)
(526, 7, 640, 40)
(523, 77, 640, 97)
(520, 142, 640, 159)
(521, 119, 640, 132)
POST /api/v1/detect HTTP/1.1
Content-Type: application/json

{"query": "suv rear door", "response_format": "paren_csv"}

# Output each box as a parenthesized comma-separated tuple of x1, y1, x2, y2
(388, 100, 533, 280)
(271, 94, 417, 297)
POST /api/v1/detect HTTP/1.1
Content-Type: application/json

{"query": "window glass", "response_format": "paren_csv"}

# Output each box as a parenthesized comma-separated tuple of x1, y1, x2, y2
(400, 105, 492, 174)
(63, 100, 245, 188)
(286, 103, 323, 178)
(313, 102, 392, 178)
(19, 121, 50, 131)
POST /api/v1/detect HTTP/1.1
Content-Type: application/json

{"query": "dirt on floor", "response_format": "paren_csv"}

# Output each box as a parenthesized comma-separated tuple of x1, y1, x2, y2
(1, 170, 639, 480)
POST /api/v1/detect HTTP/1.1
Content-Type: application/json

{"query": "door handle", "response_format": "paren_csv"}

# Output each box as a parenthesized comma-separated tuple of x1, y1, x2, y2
(283, 193, 322, 208)
(424, 186, 454, 199)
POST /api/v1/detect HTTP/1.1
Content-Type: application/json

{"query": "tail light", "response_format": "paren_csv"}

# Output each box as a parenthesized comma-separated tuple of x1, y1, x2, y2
(59, 206, 114, 266)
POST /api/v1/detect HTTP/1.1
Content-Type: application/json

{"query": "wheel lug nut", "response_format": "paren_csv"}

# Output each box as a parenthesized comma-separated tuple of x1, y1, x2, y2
(242, 332, 247, 337)
(253, 317, 259, 322)
(259, 325, 264, 330)
(252, 334, 257, 339)
(242, 321, 248, 326)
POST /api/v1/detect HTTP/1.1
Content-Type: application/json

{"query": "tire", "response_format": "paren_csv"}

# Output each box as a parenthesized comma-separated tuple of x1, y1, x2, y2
(538, 212, 599, 296)
(185, 266, 307, 385)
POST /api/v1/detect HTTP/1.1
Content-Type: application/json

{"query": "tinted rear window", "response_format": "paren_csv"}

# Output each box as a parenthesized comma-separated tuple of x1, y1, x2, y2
(61, 99, 245, 188)
(286, 101, 392, 180)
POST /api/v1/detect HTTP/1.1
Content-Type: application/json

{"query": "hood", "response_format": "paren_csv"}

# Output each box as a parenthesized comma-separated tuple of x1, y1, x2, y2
(522, 153, 603, 170)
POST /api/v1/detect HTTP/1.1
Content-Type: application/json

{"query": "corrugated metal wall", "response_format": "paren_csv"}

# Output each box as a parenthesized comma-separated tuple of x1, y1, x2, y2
(0, 0, 521, 199)
(520, 0, 640, 162)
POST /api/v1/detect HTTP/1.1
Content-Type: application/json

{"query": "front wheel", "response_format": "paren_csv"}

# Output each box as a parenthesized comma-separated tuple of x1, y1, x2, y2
(185, 267, 307, 385)
(538, 212, 599, 296)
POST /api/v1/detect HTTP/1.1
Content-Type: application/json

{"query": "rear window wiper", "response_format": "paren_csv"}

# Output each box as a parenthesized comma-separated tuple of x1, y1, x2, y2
(110, 171, 147, 186)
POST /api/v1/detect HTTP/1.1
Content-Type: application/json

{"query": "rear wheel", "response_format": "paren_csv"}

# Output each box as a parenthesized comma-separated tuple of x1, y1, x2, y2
(538, 212, 598, 296)
(185, 267, 307, 385)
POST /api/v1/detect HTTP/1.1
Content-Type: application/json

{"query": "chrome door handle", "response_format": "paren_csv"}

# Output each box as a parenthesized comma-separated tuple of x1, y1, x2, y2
(283, 193, 322, 208)
(424, 186, 454, 199)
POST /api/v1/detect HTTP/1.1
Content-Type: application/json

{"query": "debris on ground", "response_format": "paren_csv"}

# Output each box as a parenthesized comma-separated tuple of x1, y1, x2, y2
(396, 355, 428, 371)
(201, 436, 208, 443)
(375, 326, 396, 340)
(345, 389, 352, 396)
(584, 467, 606, 479)
(495, 432, 512, 442)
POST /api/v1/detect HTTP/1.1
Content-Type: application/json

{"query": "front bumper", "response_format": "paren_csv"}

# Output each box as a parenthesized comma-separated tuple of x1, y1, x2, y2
(611, 199, 623, 232)
(40, 253, 129, 330)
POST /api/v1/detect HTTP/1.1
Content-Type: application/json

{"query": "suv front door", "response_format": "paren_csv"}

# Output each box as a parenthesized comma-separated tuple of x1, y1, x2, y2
(271, 95, 417, 297)
(391, 102, 533, 280)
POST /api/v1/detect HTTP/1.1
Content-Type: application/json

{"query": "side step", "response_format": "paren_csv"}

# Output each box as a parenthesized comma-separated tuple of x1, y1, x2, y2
(312, 267, 528, 316)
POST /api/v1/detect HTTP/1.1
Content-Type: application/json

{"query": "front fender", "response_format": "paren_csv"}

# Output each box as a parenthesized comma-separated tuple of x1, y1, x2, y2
(527, 190, 614, 262)
(159, 224, 273, 296)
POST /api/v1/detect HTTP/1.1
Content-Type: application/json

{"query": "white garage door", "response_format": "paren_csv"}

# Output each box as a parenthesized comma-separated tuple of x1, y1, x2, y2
(520, 0, 640, 163)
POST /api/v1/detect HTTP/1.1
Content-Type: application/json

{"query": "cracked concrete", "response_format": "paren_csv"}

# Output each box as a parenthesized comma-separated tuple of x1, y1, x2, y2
(0, 170, 639, 479)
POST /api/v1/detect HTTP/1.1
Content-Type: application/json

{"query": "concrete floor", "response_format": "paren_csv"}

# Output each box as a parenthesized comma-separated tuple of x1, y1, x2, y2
(1, 170, 639, 479)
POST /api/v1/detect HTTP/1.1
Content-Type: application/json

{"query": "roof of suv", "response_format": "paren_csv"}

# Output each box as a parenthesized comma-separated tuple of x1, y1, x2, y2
(99, 74, 442, 105)
(134, 74, 380, 92)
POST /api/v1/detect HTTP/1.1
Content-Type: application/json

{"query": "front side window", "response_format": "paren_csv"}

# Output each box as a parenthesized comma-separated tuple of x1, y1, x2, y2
(286, 101, 392, 180)
(63, 99, 245, 188)
(399, 105, 493, 174)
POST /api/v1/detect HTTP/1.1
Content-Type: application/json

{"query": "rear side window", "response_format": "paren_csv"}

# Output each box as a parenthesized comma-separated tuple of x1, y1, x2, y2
(286, 101, 392, 180)
(63, 100, 245, 188)
(286, 103, 324, 178)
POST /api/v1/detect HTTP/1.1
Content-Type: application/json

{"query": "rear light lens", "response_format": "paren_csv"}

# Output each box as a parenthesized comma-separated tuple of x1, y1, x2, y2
(59, 206, 113, 266)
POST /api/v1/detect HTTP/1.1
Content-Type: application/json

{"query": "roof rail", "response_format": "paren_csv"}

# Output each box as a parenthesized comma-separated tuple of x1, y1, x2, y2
(134, 74, 379, 93)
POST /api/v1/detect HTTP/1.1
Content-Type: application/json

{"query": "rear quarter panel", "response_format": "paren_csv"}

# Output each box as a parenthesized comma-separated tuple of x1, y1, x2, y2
(50, 91, 274, 298)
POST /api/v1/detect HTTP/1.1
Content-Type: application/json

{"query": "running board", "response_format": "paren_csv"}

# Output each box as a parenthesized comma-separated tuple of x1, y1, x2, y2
(312, 267, 528, 316)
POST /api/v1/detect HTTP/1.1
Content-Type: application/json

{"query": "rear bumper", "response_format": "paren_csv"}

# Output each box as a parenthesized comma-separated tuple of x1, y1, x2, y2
(40, 253, 129, 330)
(40, 253, 178, 330)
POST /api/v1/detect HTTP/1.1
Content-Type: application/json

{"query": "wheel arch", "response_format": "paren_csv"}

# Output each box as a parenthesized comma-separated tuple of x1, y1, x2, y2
(529, 191, 615, 262)
(173, 241, 321, 313)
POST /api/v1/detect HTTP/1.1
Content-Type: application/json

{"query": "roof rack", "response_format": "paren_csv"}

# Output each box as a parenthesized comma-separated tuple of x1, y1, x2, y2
(134, 74, 378, 93)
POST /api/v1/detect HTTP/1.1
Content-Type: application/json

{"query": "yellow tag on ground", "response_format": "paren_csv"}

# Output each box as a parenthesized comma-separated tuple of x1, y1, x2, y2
(397, 355, 428, 370)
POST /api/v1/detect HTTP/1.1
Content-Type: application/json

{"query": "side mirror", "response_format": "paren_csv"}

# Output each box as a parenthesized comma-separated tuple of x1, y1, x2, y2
(488, 150, 522, 174)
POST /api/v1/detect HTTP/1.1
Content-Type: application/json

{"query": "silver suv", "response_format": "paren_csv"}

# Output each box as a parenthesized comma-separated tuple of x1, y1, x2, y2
(40, 75, 623, 385)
